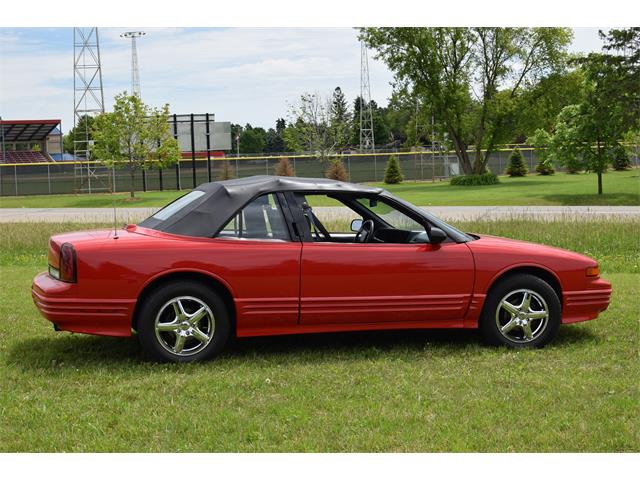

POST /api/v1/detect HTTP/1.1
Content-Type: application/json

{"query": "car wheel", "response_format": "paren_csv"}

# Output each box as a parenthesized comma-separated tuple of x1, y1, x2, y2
(480, 273, 561, 348)
(137, 280, 230, 362)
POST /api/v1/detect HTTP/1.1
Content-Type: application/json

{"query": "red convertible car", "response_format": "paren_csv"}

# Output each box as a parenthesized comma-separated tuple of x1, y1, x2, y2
(32, 176, 612, 362)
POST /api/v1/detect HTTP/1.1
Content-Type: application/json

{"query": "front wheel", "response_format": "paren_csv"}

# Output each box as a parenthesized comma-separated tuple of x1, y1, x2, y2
(137, 281, 230, 362)
(480, 273, 561, 348)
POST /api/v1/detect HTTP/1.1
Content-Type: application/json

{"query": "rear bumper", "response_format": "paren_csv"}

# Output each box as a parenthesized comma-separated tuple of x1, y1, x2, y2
(32, 272, 134, 337)
(562, 278, 612, 324)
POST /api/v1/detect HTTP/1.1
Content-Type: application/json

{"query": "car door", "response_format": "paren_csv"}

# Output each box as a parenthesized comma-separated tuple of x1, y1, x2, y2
(289, 193, 475, 327)
(212, 192, 302, 334)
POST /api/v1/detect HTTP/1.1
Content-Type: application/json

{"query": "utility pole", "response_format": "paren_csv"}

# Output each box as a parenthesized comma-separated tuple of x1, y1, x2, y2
(120, 31, 146, 98)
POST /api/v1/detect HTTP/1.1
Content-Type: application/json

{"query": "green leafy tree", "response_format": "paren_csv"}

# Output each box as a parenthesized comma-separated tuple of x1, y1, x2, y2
(383, 155, 404, 184)
(360, 27, 572, 175)
(505, 147, 528, 176)
(549, 29, 640, 193)
(287, 92, 336, 162)
(528, 128, 555, 175)
(239, 124, 267, 154)
(91, 92, 180, 199)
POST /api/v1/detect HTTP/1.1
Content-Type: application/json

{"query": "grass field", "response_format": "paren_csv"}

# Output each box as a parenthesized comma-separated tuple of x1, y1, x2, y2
(0, 219, 638, 452)
(1, 169, 638, 208)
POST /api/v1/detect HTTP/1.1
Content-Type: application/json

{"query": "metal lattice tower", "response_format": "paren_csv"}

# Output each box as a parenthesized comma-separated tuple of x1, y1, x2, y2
(121, 31, 146, 98)
(359, 42, 375, 152)
(73, 27, 105, 160)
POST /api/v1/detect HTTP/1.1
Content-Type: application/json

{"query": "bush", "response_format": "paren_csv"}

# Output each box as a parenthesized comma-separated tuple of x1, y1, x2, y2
(612, 145, 631, 171)
(383, 155, 404, 184)
(505, 148, 528, 177)
(450, 172, 499, 186)
(535, 158, 555, 175)
(217, 159, 235, 180)
(325, 158, 348, 182)
(274, 157, 295, 176)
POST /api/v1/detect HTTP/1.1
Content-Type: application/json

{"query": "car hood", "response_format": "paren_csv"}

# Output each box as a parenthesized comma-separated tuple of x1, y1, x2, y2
(467, 234, 597, 265)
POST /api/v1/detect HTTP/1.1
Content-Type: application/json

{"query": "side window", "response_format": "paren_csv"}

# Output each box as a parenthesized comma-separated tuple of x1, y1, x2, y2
(301, 194, 361, 234)
(356, 197, 425, 231)
(217, 193, 290, 241)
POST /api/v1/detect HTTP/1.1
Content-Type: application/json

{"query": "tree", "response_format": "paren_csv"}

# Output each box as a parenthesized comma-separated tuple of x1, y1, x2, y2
(505, 147, 528, 177)
(360, 27, 572, 174)
(383, 155, 404, 184)
(265, 118, 286, 153)
(274, 157, 295, 176)
(91, 92, 180, 199)
(239, 124, 267, 154)
(548, 29, 640, 193)
(63, 114, 96, 154)
(325, 158, 348, 181)
(547, 105, 583, 174)
(611, 145, 631, 170)
(286, 92, 336, 162)
(330, 87, 351, 150)
(528, 128, 555, 175)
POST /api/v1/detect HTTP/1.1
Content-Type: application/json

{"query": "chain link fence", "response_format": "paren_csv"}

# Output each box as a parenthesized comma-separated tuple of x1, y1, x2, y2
(1, 146, 638, 196)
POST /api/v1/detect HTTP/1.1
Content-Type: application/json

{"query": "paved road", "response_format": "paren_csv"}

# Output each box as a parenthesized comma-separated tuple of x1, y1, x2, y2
(0, 206, 638, 223)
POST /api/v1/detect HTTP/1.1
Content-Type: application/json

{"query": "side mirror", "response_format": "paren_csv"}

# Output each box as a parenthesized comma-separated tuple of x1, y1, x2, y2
(351, 219, 363, 232)
(429, 227, 447, 244)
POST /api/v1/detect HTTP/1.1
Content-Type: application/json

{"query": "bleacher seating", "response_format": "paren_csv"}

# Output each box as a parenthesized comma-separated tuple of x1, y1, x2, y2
(0, 151, 50, 163)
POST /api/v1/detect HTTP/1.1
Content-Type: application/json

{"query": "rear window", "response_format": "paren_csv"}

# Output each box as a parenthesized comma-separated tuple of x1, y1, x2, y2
(151, 190, 206, 221)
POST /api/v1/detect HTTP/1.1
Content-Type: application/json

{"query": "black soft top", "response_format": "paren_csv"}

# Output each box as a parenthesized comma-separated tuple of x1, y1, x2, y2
(138, 175, 384, 237)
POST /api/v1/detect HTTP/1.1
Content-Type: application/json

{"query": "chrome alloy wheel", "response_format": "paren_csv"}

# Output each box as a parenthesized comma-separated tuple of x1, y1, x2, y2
(495, 289, 549, 344)
(154, 296, 215, 356)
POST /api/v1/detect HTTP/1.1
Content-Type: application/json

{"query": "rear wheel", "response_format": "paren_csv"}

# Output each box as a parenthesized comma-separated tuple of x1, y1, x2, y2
(480, 273, 561, 348)
(137, 281, 230, 362)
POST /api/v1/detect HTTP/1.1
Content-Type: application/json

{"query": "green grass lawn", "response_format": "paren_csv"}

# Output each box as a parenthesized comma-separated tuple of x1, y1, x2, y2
(1, 169, 638, 208)
(0, 219, 638, 452)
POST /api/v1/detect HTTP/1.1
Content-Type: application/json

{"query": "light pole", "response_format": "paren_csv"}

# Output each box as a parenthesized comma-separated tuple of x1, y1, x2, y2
(120, 31, 146, 98)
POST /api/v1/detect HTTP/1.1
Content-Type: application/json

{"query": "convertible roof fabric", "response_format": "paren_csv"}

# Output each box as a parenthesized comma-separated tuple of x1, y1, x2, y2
(138, 175, 384, 237)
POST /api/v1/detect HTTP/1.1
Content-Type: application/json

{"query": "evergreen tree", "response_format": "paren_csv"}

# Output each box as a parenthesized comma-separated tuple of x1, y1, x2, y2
(505, 148, 528, 177)
(325, 158, 348, 181)
(612, 145, 631, 170)
(274, 157, 295, 176)
(330, 87, 350, 150)
(383, 155, 404, 184)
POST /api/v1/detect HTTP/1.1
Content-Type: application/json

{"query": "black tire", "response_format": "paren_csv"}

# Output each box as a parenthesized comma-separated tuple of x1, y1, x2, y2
(137, 280, 230, 362)
(479, 273, 561, 348)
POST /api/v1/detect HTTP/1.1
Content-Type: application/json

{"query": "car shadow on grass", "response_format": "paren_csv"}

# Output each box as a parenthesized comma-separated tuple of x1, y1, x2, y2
(7, 325, 598, 370)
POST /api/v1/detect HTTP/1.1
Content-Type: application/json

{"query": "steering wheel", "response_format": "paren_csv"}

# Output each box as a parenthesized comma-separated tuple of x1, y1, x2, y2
(355, 219, 375, 243)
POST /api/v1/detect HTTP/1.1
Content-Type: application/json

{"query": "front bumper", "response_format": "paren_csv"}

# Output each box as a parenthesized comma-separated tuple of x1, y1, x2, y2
(562, 277, 612, 324)
(32, 272, 134, 337)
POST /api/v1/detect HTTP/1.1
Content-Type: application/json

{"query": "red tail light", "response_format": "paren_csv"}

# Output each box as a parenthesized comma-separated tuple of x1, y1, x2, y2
(59, 243, 77, 283)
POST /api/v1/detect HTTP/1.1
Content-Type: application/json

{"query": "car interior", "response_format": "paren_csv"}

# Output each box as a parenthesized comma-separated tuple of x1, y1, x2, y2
(216, 192, 447, 244)
(292, 193, 434, 244)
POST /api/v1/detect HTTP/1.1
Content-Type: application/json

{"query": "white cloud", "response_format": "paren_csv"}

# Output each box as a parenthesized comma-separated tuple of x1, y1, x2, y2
(0, 27, 606, 133)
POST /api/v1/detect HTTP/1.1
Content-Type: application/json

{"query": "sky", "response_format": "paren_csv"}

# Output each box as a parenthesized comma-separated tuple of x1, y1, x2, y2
(0, 27, 606, 133)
